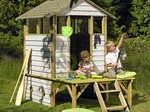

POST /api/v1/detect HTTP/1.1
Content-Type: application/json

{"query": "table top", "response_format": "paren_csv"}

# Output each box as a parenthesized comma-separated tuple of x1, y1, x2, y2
(26, 74, 135, 85)
(50, 77, 135, 84)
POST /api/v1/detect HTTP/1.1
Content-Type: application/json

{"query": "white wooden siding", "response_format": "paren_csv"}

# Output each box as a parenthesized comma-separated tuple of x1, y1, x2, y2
(25, 35, 51, 106)
(92, 34, 105, 72)
(25, 77, 51, 106)
(25, 34, 69, 106)
(66, 1, 106, 16)
(55, 36, 70, 77)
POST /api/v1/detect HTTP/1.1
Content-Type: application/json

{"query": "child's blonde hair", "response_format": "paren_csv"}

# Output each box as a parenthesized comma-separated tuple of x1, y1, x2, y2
(106, 41, 114, 51)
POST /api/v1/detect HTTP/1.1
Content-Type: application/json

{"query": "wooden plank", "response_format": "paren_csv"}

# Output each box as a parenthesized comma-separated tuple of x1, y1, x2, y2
(100, 90, 120, 93)
(30, 55, 50, 61)
(114, 81, 129, 112)
(89, 16, 93, 58)
(26, 35, 44, 40)
(67, 11, 105, 16)
(118, 81, 128, 93)
(94, 82, 107, 112)
(50, 15, 57, 107)
(9, 51, 28, 103)
(93, 45, 104, 50)
(31, 61, 50, 66)
(66, 85, 72, 99)
(29, 71, 50, 76)
(30, 66, 50, 73)
(103, 16, 107, 71)
(72, 85, 77, 108)
(26, 41, 47, 46)
(106, 105, 127, 111)
(92, 61, 104, 65)
(26, 45, 50, 51)
(72, 5, 99, 11)
(77, 84, 89, 99)
(15, 48, 32, 106)
(127, 80, 133, 108)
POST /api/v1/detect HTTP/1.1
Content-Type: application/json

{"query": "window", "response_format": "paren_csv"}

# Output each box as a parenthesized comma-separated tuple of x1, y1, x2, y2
(28, 18, 37, 34)
(57, 17, 67, 34)
(93, 17, 102, 33)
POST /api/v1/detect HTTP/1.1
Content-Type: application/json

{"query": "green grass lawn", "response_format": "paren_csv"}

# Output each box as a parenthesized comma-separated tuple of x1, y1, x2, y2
(0, 58, 150, 112)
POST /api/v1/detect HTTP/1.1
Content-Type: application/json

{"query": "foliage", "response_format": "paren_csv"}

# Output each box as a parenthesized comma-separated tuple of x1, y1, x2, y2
(122, 37, 150, 94)
(0, 0, 150, 56)
(123, 35, 150, 54)
(129, 0, 150, 37)
(91, 0, 150, 39)
(0, 0, 46, 57)
(0, 32, 24, 57)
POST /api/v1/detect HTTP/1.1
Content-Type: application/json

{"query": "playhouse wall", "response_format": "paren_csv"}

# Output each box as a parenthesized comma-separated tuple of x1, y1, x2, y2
(25, 34, 69, 106)
(92, 34, 105, 72)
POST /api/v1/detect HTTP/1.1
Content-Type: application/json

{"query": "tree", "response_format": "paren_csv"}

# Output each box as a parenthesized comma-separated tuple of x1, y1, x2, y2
(129, 0, 150, 37)
(0, 0, 46, 57)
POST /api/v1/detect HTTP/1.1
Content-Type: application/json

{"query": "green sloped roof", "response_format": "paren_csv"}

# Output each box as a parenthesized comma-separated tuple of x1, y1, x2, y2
(16, 0, 70, 19)
(16, 0, 116, 19)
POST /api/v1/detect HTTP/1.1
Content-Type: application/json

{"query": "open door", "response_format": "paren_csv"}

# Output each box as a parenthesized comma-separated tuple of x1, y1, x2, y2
(70, 16, 90, 70)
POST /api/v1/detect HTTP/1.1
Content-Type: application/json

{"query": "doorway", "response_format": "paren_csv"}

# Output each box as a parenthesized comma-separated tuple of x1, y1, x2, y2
(70, 16, 90, 70)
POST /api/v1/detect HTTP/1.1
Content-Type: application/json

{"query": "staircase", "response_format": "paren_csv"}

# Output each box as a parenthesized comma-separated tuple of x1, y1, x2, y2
(94, 80, 129, 112)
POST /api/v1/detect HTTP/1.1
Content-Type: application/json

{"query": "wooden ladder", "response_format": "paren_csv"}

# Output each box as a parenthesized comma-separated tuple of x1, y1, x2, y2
(94, 80, 130, 112)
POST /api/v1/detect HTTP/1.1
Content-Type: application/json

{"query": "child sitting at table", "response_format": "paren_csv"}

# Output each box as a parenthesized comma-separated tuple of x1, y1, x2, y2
(76, 50, 94, 78)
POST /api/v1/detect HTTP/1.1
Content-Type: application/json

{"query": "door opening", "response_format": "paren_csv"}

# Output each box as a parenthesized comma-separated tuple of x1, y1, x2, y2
(70, 16, 90, 70)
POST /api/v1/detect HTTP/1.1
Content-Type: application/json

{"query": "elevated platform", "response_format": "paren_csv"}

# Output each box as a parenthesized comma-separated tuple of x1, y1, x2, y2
(26, 74, 135, 111)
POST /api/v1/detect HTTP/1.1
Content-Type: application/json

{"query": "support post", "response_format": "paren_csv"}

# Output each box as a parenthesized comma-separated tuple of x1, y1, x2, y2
(37, 18, 41, 34)
(102, 16, 107, 71)
(50, 15, 57, 107)
(127, 80, 133, 108)
(72, 84, 77, 108)
(23, 19, 29, 58)
(89, 16, 93, 58)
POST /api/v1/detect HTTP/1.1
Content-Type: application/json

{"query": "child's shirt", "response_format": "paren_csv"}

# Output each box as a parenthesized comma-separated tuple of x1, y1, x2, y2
(106, 47, 122, 69)
(78, 61, 94, 69)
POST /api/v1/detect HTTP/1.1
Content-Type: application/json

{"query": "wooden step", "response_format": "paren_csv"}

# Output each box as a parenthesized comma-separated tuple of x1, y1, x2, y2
(100, 90, 120, 93)
(106, 105, 127, 111)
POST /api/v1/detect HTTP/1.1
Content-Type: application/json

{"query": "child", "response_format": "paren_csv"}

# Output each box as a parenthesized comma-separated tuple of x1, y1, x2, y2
(106, 33, 128, 78)
(77, 50, 94, 77)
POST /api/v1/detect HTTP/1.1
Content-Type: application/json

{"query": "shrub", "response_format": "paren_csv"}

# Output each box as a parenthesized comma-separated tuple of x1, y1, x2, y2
(122, 37, 150, 94)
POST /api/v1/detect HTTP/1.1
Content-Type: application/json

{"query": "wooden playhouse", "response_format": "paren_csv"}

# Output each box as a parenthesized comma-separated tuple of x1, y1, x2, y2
(13, 0, 135, 111)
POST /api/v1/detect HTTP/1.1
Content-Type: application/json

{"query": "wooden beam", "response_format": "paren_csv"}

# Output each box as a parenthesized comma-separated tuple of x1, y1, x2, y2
(67, 16, 71, 26)
(66, 85, 73, 99)
(26, 19, 29, 34)
(77, 84, 89, 99)
(102, 16, 107, 71)
(23, 19, 29, 58)
(94, 82, 107, 112)
(36, 18, 41, 34)
(127, 80, 133, 108)
(66, 16, 71, 71)
(89, 16, 93, 58)
(50, 15, 57, 107)
(50, 15, 57, 78)
(72, 84, 77, 108)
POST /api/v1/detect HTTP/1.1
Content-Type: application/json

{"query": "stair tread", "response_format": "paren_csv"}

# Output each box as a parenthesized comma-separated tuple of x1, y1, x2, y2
(106, 105, 127, 110)
(100, 90, 120, 93)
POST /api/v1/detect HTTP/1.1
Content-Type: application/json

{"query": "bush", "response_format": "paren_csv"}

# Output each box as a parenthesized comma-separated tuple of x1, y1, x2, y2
(122, 37, 150, 94)
(0, 32, 23, 58)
